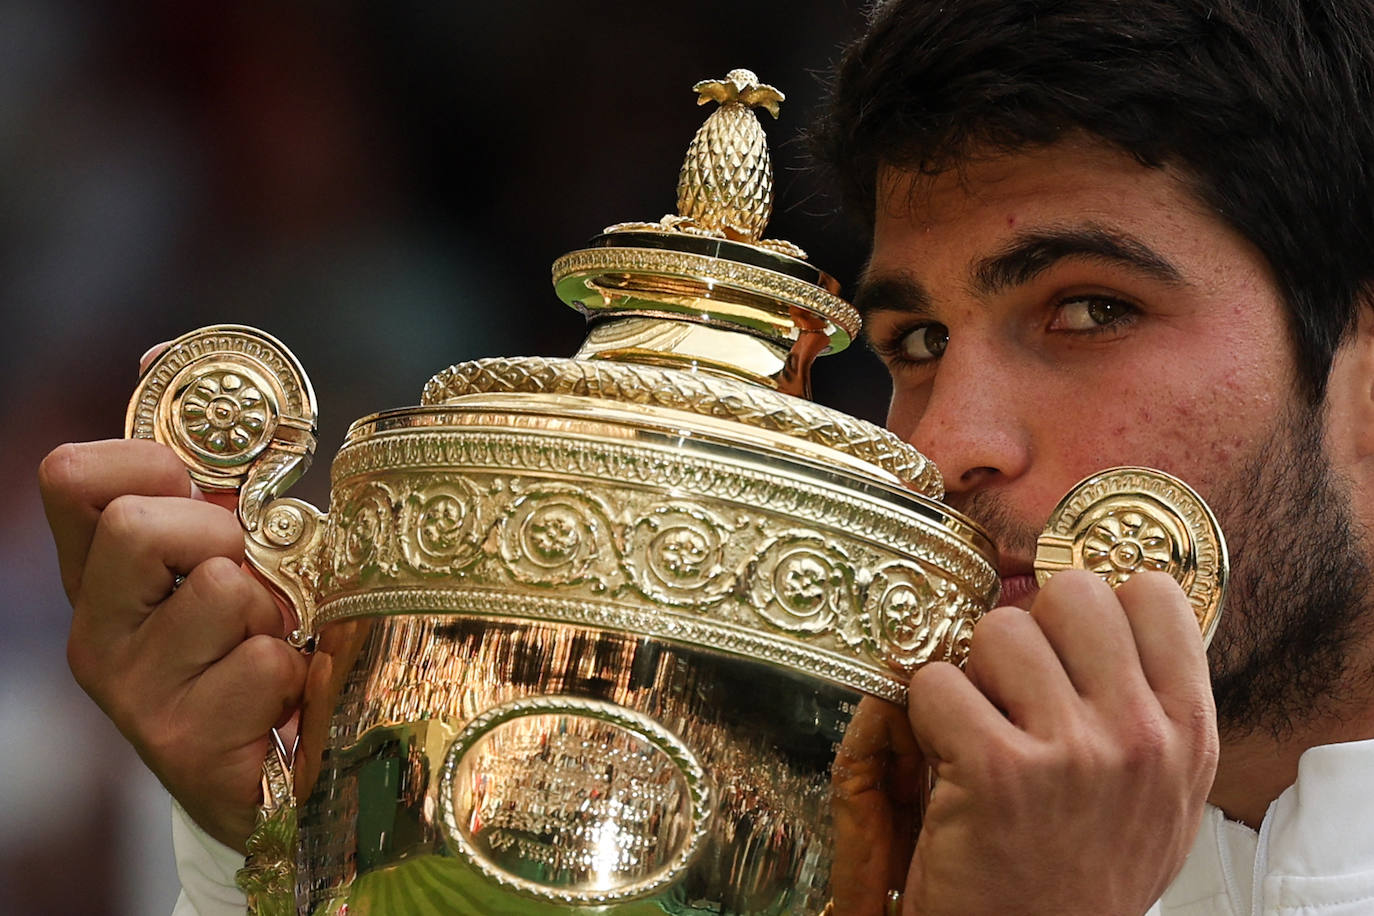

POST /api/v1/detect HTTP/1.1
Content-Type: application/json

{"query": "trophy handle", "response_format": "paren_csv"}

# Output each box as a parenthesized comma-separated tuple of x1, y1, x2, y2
(125, 324, 324, 646)
(126, 324, 321, 914)
(1035, 466, 1228, 647)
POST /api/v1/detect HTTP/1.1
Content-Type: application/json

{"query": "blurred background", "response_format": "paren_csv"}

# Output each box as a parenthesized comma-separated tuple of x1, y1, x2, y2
(2, 2, 889, 912)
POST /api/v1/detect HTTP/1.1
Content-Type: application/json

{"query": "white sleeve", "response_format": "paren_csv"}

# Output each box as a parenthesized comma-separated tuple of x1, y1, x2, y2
(169, 799, 248, 916)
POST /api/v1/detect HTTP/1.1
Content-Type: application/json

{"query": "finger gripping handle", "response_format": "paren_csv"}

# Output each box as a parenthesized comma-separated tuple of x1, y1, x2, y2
(125, 325, 319, 913)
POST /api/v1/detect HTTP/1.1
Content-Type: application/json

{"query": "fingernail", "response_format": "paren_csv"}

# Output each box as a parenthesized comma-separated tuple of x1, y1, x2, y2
(138, 342, 171, 374)
(189, 480, 206, 501)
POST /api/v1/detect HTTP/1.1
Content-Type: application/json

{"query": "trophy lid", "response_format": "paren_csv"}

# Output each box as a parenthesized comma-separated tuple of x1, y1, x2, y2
(550, 70, 861, 397)
(414, 69, 943, 499)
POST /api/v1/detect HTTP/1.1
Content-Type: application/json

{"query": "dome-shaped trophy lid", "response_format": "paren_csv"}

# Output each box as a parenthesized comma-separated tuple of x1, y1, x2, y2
(516, 70, 943, 498)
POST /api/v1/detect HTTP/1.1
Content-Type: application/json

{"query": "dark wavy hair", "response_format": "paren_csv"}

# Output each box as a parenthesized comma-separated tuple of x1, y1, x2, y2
(812, 0, 1374, 399)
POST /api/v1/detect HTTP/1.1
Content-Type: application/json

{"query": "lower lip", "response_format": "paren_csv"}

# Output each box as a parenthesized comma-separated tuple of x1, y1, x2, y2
(998, 573, 1038, 609)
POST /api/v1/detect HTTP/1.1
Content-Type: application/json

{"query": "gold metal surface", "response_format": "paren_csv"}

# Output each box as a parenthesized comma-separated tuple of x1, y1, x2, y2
(235, 732, 296, 915)
(568, 72, 853, 391)
(119, 69, 1229, 916)
(605, 68, 803, 259)
(421, 355, 941, 495)
(1035, 466, 1227, 645)
(553, 243, 858, 345)
(437, 695, 712, 904)
(125, 325, 317, 531)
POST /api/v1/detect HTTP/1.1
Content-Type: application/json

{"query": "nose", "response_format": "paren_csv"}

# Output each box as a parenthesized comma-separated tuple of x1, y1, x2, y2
(888, 348, 1031, 497)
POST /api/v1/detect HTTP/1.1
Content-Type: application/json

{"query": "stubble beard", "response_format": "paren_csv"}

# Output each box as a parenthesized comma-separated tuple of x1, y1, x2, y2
(955, 400, 1370, 742)
(1205, 401, 1371, 742)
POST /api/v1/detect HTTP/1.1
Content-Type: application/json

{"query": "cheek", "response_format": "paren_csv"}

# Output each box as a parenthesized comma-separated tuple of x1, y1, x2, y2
(1070, 370, 1271, 493)
(884, 383, 929, 441)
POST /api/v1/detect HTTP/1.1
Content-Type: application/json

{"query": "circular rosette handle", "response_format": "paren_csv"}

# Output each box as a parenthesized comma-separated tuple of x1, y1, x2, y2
(125, 325, 325, 648)
(1035, 466, 1228, 647)
(126, 325, 317, 529)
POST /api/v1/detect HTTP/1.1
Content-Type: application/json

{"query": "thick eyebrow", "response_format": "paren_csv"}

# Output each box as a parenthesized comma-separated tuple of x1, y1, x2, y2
(852, 272, 934, 320)
(971, 224, 1186, 295)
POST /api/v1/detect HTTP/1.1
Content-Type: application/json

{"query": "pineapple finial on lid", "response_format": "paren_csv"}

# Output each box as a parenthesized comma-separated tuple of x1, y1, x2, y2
(606, 70, 805, 259)
(677, 69, 783, 242)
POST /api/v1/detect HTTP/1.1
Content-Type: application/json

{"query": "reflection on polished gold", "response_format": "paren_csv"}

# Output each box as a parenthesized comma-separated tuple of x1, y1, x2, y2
(125, 70, 1227, 915)
(235, 732, 296, 916)
(438, 696, 711, 904)
(1035, 466, 1227, 646)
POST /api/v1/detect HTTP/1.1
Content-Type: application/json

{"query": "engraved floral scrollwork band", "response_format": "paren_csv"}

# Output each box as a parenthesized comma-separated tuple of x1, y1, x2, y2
(333, 482, 400, 585)
(398, 479, 486, 575)
(747, 535, 858, 637)
(311, 439, 1000, 694)
(314, 467, 994, 690)
(498, 487, 615, 588)
(625, 505, 738, 606)
(864, 562, 975, 670)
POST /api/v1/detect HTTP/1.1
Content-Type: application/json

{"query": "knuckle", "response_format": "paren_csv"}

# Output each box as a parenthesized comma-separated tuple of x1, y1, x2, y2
(240, 634, 305, 694)
(1123, 727, 1170, 772)
(1115, 707, 1172, 772)
(38, 442, 84, 502)
(971, 605, 1031, 650)
(1034, 568, 1112, 617)
(1118, 569, 1181, 602)
(1180, 699, 1220, 769)
(189, 556, 255, 609)
(909, 659, 959, 691)
(98, 495, 150, 548)
(976, 732, 1036, 791)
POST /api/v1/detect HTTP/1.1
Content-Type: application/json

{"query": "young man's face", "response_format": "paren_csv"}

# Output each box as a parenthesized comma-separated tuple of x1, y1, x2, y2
(861, 137, 1298, 609)
(860, 136, 1374, 736)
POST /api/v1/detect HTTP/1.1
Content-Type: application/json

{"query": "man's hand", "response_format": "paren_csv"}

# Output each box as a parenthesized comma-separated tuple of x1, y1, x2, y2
(39, 438, 307, 852)
(831, 696, 924, 915)
(903, 570, 1218, 915)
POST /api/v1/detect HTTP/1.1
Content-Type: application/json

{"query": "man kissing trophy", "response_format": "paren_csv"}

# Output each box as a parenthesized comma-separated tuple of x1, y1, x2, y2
(73, 60, 1223, 915)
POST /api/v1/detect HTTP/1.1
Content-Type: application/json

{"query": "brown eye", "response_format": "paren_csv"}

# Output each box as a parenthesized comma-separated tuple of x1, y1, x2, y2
(1056, 297, 1135, 331)
(900, 323, 949, 360)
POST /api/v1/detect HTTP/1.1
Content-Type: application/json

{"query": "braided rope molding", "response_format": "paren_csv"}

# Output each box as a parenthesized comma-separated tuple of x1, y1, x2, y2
(420, 356, 943, 497)
(327, 429, 993, 597)
(315, 587, 910, 704)
(551, 246, 861, 337)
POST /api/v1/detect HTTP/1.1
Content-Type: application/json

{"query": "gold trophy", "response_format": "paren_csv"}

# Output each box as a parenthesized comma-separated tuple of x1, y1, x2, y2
(126, 71, 1226, 915)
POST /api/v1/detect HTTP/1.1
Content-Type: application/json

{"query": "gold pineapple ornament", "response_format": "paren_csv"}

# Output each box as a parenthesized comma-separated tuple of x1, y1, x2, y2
(678, 69, 783, 242)
(609, 69, 805, 258)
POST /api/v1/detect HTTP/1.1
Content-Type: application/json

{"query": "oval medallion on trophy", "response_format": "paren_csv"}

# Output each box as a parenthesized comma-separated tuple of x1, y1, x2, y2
(438, 696, 712, 905)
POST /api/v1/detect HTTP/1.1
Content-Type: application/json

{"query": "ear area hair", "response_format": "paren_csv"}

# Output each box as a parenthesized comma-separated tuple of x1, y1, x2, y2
(1320, 293, 1374, 470)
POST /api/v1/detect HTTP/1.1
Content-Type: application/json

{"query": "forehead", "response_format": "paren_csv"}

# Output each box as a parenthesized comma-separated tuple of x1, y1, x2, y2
(866, 137, 1280, 307)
